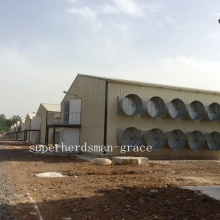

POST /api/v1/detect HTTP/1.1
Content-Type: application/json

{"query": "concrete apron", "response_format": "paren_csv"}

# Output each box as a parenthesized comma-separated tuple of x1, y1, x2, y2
(181, 186, 220, 201)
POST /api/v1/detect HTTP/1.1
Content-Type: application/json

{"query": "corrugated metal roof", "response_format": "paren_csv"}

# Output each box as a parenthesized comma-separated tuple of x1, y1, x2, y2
(77, 73, 220, 95)
(41, 103, 60, 112)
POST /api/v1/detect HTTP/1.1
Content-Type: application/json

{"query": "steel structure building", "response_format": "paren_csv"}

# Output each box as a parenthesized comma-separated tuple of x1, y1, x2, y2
(58, 74, 220, 159)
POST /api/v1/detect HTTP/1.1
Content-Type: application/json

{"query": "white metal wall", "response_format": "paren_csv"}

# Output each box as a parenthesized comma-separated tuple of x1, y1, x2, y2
(106, 81, 220, 158)
(59, 128, 80, 149)
(61, 76, 106, 147)
(69, 99, 81, 124)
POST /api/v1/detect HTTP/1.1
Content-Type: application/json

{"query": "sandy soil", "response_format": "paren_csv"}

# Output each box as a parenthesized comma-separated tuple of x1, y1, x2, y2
(1, 140, 220, 220)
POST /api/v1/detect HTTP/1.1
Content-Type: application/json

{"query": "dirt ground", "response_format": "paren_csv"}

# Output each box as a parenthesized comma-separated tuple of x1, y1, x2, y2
(1, 139, 220, 220)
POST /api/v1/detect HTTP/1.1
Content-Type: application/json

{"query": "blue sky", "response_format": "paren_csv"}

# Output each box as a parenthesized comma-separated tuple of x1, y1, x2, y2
(1, 0, 220, 118)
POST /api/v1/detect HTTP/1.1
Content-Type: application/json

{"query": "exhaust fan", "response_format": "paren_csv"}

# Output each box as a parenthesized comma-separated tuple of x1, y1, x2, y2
(117, 127, 141, 146)
(188, 101, 205, 120)
(167, 99, 186, 119)
(142, 128, 166, 151)
(206, 103, 220, 121)
(206, 132, 220, 151)
(187, 130, 206, 151)
(167, 129, 186, 151)
(118, 94, 143, 116)
(143, 96, 166, 118)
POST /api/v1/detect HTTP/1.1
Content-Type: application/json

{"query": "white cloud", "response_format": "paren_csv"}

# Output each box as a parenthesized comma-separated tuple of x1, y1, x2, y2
(67, 1, 163, 29)
(64, 0, 77, 3)
(67, 6, 102, 29)
(0, 48, 30, 80)
(0, 48, 27, 66)
(0, 47, 74, 118)
(207, 31, 220, 41)
(100, 0, 144, 17)
(157, 22, 164, 28)
(210, 12, 220, 17)
(140, 56, 220, 91)
(114, 22, 130, 31)
(101, 3, 118, 14)
(90, 56, 220, 93)
(101, 0, 162, 17)
(165, 15, 176, 25)
(144, 2, 163, 14)
(113, 0, 145, 17)
(164, 14, 184, 30)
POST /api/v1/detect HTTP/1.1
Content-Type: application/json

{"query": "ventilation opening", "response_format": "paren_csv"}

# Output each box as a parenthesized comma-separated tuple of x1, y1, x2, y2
(187, 130, 206, 151)
(167, 99, 186, 119)
(117, 127, 141, 146)
(188, 101, 205, 120)
(207, 132, 220, 151)
(207, 103, 220, 121)
(118, 94, 143, 116)
(143, 96, 166, 118)
(167, 129, 186, 151)
(142, 128, 166, 151)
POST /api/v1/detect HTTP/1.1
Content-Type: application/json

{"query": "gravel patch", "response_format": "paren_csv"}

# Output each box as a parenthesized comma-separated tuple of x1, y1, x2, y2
(0, 162, 17, 220)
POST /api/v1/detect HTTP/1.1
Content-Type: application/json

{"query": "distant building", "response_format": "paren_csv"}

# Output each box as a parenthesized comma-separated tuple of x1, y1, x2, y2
(0, 132, 4, 137)
(17, 119, 26, 140)
(24, 112, 40, 143)
(36, 103, 61, 145)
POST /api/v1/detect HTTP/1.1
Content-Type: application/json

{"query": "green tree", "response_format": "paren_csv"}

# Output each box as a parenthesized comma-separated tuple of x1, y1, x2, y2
(10, 115, 21, 126)
(0, 114, 8, 132)
(0, 114, 22, 132)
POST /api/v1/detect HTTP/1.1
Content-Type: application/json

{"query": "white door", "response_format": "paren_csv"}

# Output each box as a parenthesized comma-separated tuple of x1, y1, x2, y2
(60, 128, 80, 151)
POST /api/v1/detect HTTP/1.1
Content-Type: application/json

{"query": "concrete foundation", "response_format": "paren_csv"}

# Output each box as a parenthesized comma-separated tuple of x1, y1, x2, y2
(112, 156, 148, 166)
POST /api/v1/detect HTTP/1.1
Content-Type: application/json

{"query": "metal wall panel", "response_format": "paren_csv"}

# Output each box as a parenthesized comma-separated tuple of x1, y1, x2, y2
(61, 76, 106, 147)
(59, 128, 80, 148)
(106, 81, 220, 158)
(37, 105, 47, 144)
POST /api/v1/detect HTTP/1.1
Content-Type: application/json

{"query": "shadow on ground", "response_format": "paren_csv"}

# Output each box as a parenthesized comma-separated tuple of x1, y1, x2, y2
(3, 186, 220, 220)
(0, 143, 86, 164)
